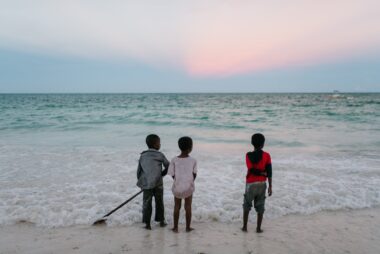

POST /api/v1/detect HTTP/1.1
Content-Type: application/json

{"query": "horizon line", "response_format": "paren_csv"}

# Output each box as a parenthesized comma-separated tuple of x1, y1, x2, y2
(1, 91, 379, 94)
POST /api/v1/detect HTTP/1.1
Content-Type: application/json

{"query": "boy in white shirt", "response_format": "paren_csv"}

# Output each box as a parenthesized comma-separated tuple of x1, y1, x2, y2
(168, 136, 197, 233)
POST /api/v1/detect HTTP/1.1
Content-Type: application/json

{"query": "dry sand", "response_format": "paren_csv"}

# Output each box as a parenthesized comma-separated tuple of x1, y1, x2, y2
(1, 208, 379, 254)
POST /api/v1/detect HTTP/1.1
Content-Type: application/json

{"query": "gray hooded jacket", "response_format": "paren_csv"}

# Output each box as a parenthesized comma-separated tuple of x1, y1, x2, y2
(136, 149, 170, 189)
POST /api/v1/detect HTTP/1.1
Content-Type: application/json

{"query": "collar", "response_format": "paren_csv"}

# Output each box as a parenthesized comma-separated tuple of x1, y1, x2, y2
(141, 148, 160, 154)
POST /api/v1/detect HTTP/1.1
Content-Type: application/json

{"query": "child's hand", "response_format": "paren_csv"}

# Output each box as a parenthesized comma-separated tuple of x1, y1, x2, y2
(268, 186, 272, 196)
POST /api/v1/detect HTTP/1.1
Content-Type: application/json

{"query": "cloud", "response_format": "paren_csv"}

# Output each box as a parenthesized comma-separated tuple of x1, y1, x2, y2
(182, 0, 380, 76)
(0, 0, 379, 76)
(0, 1, 183, 67)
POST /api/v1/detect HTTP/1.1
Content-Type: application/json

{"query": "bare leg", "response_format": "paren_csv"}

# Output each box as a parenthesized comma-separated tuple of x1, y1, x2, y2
(256, 212, 264, 233)
(172, 197, 181, 233)
(185, 196, 194, 232)
(153, 186, 166, 227)
(242, 210, 249, 232)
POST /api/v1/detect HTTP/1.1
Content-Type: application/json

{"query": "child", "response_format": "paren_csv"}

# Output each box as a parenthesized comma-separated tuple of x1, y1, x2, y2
(242, 133, 272, 233)
(137, 134, 170, 230)
(168, 136, 197, 233)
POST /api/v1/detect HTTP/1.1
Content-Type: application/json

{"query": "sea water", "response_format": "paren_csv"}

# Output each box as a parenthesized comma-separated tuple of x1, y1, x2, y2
(0, 93, 379, 227)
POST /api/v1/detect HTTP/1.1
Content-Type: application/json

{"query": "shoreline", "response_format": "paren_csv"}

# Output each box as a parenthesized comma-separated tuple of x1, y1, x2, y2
(1, 208, 379, 254)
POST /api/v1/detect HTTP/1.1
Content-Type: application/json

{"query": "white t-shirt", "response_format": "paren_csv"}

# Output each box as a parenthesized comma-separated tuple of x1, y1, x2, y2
(168, 156, 197, 199)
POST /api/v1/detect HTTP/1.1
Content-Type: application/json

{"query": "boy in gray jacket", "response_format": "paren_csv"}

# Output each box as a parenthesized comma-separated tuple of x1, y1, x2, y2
(137, 134, 169, 229)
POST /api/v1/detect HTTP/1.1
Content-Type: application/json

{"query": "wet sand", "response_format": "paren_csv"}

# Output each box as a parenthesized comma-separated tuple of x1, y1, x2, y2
(1, 208, 379, 254)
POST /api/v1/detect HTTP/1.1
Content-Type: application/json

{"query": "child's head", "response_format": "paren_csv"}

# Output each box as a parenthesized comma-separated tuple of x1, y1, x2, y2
(146, 134, 161, 150)
(251, 133, 265, 150)
(178, 136, 193, 154)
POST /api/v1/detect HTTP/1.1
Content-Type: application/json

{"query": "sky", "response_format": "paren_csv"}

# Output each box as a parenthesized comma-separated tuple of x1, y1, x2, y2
(0, 0, 380, 93)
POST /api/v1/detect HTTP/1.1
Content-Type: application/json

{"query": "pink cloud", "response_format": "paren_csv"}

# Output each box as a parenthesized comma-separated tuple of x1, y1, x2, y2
(0, 1, 379, 77)
(182, 1, 380, 76)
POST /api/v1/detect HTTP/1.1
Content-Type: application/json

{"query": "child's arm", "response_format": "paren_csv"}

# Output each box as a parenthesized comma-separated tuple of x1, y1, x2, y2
(161, 155, 170, 176)
(266, 161, 272, 196)
(193, 160, 198, 180)
(168, 159, 175, 179)
(268, 176, 272, 196)
(265, 164, 272, 178)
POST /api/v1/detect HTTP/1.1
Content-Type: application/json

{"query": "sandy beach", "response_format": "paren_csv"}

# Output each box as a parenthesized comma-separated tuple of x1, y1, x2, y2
(1, 208, 379, 254)
(2, 0, 380, 251)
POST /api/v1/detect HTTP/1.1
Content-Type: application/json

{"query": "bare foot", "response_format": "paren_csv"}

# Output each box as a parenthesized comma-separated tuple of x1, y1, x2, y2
(241, 227, 247, 232)
(171, 227, 179, 233)
(160, 221, 167, 227)
(145, 224, 152, 230)
(186, 227, 194, 232)
(256, 228, 263, 233)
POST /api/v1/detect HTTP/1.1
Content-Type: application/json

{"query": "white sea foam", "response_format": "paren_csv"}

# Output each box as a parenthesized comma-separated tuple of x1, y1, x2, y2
(0, 94, 379, 227)
(1, 143, 379, 227)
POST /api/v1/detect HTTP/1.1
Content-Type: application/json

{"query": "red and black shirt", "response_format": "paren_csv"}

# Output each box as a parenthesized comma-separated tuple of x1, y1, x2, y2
(245, 150, 272, 183)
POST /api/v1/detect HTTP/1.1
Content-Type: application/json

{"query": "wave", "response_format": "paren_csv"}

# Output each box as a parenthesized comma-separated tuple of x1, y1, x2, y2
(1, 147, 379, 227)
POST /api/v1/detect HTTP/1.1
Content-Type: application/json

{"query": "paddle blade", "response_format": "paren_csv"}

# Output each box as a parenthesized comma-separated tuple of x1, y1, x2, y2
(93, 218, 107, 226)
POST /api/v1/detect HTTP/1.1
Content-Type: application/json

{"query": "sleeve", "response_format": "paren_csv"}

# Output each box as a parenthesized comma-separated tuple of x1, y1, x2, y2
(246, 154, 253, 169)
(265, 153, 272, 178)
(161, 154, 170, 176)
(168, 159, 175, 177)
(137, 158, 142, 180)
(193, 159, 198, 174)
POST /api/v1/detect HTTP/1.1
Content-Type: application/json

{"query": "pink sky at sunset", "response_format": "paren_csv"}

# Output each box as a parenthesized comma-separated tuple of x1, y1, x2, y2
(182, 1, 380, 76)
(0, 0, 379, 78)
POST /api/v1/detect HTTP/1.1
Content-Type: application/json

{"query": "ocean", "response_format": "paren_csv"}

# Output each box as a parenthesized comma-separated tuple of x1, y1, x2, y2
(0, 93, 379, 227)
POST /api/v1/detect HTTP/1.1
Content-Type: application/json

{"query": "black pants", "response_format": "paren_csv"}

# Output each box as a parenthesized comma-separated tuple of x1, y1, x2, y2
(142, 185, 165, 224)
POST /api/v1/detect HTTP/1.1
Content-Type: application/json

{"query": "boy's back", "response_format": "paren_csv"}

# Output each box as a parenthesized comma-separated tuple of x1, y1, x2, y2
(246, 150, 271, 183)
(137, 149, 169, 189)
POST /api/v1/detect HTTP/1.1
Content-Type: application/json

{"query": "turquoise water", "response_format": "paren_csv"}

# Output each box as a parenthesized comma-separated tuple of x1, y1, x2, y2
(0, 93, 379, 226)
(1, 93, 379, 149)
(1, 93, 379, 131)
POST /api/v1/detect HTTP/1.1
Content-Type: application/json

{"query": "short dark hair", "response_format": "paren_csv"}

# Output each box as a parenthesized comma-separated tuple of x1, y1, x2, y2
(178, 136, 193, 151)
(146, 134, 160, 148)
(251, 133, 265, 149)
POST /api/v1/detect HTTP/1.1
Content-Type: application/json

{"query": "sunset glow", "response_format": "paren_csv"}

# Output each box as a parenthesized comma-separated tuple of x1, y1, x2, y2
(181, 1, 380, 76)
(0, 1, 380, 92)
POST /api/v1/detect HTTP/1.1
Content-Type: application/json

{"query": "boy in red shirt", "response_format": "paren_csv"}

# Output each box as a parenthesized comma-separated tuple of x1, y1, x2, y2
(242, 133, 272, 233)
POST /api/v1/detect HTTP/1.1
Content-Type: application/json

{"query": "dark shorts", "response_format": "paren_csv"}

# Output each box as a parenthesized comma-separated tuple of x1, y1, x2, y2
(243, 182, 266, 213)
